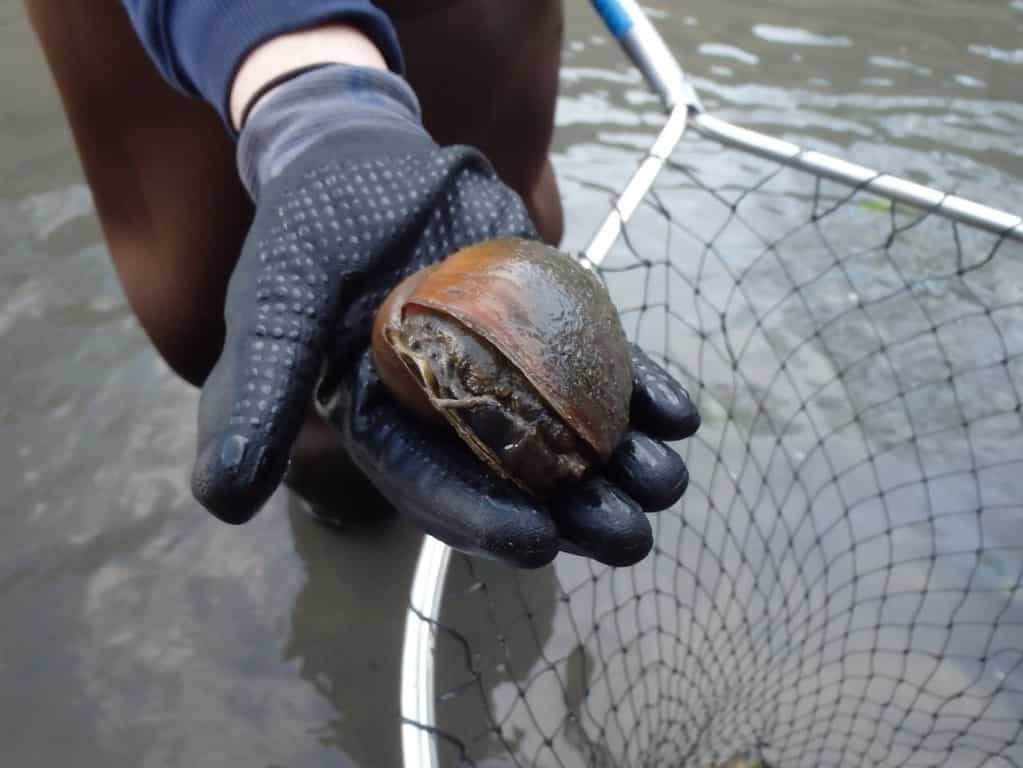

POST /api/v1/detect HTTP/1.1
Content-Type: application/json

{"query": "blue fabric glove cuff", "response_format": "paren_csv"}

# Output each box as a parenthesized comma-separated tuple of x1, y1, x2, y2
(236, 64, 427, 201)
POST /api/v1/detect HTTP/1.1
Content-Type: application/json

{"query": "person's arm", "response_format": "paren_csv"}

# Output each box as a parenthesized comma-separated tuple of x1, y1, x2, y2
(118, 0, 699, 568)
(119, 0, 403, 127)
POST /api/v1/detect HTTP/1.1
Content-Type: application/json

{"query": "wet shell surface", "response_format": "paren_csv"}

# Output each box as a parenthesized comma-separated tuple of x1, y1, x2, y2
(371, 239, 633, 498)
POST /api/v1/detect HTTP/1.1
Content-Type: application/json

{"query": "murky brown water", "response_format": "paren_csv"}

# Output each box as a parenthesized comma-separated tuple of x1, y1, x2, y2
(2, 2, 1021, 767)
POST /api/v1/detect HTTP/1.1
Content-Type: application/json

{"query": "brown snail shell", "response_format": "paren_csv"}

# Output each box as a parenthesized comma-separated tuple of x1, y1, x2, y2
(371, 239, 633, 499)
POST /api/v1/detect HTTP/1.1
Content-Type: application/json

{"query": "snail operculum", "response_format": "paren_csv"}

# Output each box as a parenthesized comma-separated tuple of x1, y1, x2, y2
(383, 308, 596, 497)
(371, 239, 633, 499)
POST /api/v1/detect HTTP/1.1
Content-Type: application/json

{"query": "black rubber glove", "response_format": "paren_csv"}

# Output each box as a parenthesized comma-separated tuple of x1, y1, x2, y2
(192, 65, 700, 567)
(327, 343, 698, 568)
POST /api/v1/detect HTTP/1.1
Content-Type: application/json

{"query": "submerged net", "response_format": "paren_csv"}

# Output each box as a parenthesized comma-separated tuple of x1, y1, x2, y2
(406, 128, 1023, 768)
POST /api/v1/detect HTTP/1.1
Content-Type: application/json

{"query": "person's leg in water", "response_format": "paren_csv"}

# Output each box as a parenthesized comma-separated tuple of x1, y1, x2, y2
(26, 0, 565, 525)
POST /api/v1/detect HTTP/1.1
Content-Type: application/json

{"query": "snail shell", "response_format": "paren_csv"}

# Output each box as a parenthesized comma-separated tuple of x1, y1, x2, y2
(371, 239, 633, 498)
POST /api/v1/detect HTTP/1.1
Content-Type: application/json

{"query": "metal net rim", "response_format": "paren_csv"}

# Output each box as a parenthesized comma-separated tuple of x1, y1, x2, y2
(398, 102, 1023, 768)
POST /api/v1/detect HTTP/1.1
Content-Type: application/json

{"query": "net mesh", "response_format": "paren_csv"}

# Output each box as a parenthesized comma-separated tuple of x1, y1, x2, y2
(407, 128, 1023, 768)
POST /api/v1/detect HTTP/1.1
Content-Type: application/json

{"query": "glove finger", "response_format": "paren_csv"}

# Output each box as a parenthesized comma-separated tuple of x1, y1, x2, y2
(605, 431, 690, 512)
(192, 240, 327, 525)
(335, 351, 559, 569)
(628, 344, 701, 441)
(551, 477, 652, 567)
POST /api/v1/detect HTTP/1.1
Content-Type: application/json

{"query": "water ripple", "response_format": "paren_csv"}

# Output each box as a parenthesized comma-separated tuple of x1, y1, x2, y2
(698, 43, 760, 66)
(752, 24, 854, 48)
(969, 44, 1023, 64)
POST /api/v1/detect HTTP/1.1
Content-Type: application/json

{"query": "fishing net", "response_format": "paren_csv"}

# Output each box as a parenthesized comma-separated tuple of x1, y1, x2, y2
(403, 126, 1023, 768)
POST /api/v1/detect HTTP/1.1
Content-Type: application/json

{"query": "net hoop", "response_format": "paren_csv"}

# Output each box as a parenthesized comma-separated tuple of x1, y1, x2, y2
(401, 5, 1023, 767)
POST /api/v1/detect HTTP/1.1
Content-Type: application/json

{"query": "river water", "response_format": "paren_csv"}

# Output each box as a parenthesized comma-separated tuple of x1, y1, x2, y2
(2, 2, 1021, 767)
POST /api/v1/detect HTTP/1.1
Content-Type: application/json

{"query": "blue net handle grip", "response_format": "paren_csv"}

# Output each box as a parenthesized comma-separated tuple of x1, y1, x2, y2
(589, 0, 701, 112)
(592, 0, 636, 38)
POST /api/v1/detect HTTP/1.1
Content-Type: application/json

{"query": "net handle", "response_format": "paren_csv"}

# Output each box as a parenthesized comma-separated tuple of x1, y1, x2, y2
(590, 0, 702, 113)
(586, 0, 1023, 255)
(582, 0, 701, 267)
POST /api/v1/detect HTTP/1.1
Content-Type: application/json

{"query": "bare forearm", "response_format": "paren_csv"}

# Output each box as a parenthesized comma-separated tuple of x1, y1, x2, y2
(229, 24, 387, 130)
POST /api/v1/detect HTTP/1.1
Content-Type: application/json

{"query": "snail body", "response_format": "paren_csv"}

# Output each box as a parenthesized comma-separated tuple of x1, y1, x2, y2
(371, 239, 632, 498)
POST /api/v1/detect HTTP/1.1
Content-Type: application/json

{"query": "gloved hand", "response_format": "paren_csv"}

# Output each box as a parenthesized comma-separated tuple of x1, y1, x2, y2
(192, 64, 700, 567)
